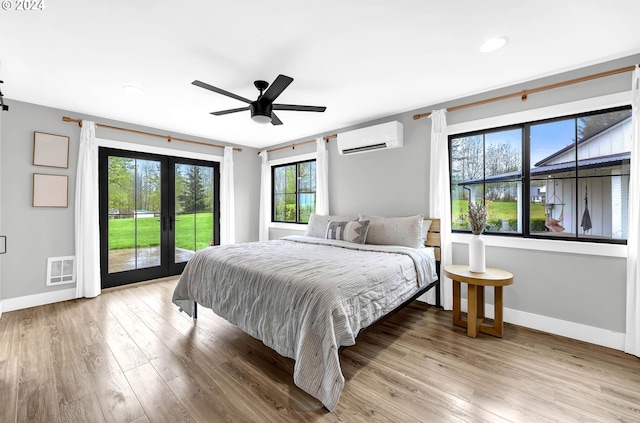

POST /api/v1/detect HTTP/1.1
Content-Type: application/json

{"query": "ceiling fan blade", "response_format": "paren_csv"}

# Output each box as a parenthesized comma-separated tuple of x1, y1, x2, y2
(272, 104, 326, 112)
(260, 75, 293, 104)
(192, 80, 252, 104)
(210, 106, 250, 116)
(271, 112, 283, 125)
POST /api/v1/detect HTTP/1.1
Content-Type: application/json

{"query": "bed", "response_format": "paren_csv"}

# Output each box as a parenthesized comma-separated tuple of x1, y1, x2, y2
(172, 214, 441, 411)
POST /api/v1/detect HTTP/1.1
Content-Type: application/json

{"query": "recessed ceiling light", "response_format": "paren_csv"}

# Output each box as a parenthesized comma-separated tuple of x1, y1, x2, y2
(122, 84, 145, 95)
(480, 36, 509, 53)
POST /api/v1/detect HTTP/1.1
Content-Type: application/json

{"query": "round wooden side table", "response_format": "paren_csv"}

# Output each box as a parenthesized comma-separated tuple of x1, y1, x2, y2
(444, 264, 513, 338)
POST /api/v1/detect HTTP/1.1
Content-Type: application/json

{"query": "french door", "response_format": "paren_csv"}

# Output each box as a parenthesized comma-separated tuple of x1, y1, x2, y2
(99, 148, 220, 288)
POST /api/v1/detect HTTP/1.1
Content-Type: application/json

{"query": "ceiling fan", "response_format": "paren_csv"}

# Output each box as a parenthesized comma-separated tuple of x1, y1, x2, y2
(192, 74, 326, 125)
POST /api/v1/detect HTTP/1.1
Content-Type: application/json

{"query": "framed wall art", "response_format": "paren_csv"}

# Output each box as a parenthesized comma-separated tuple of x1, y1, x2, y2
(32, 173, 68, 208)
(33, 131, 69, 168)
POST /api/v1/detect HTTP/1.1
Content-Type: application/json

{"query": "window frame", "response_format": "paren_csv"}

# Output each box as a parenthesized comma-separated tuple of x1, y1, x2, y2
(449, 105, 631, 245)
(271, 157, 317, 224)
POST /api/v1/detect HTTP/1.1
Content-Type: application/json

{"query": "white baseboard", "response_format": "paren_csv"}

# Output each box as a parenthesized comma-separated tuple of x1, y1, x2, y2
(457, 298, 625, 351)
(1, 289, 626, 351)
(2, 288, 76, 313)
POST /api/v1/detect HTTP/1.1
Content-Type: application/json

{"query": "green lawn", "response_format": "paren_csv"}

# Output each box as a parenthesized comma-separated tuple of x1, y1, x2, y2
(452, 200, 546, 231)
(108, 213, 213, 251)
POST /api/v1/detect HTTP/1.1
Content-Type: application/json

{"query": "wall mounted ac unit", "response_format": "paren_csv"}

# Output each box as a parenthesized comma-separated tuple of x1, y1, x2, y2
(337, 121, 403, 155)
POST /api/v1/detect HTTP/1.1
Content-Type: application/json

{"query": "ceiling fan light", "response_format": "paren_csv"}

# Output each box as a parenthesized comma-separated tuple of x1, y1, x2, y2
(251, 114, 272, 124)
(250, 102, 273, 124)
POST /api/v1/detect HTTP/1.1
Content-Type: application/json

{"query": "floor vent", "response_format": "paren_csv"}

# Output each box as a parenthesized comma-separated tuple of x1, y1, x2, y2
(46, 256, 76, 286)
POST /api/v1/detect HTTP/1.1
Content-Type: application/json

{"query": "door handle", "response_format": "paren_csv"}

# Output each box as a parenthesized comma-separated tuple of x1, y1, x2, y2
(169, 216, 178, 231)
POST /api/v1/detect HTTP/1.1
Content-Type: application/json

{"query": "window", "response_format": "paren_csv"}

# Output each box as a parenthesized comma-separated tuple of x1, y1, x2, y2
(272, 159, 316, 223)
(450, 106, 631, 243)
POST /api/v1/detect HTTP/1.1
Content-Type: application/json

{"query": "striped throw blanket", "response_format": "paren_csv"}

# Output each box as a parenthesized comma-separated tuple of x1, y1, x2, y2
(172, 235, 437, 410)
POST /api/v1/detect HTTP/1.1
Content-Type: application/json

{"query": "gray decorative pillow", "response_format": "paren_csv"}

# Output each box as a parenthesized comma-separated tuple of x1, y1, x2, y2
(305, 214, 358, 238)
(359, 214, 424, 248)
(326, 220, 370, 244)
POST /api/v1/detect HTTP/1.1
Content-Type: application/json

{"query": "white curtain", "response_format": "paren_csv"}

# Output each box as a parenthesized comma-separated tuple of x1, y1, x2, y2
(75, 120, 101, 298)
(258, 150, 270, 241)
(426, 109, 453, 310)
(220, 146, 235, 245)
(625, 65, 640, 357)
(315, 137, 329, 215)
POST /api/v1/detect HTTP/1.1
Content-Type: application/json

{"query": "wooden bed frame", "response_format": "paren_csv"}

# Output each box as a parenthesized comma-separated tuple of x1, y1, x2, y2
(192, 217, 442, 321)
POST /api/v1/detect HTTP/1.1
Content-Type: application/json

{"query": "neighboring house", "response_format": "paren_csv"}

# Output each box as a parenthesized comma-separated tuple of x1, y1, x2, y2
(534, 116, 630, 239)
(530, 186, 546, 203)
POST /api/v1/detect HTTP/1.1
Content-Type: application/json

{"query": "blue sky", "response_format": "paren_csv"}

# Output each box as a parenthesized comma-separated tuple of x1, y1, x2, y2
(482, 119, 576, 167)
(530, 119, 575, 165)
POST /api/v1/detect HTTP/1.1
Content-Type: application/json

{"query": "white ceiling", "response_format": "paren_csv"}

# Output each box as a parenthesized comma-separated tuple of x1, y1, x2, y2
(2, 0, 640, 149)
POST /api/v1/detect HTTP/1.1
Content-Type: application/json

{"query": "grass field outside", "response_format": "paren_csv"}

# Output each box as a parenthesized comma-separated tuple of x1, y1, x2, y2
(452, 200, 546, 231)
(108, 212, 213, 251)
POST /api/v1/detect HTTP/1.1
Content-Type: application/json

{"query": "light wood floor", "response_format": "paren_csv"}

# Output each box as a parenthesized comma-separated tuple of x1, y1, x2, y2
(1, 278, 640, 423)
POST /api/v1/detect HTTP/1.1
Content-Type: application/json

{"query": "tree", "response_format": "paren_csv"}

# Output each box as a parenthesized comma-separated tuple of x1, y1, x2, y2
(178, 165, 209, 213)
(136, 161, 160, 212)
(451, 135, 484, 186)
(578, 110, 630, 140)
(108, 157, 135, 214)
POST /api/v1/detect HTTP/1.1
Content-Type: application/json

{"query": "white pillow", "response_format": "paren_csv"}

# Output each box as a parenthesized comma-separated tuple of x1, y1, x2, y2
(325, 220, 370, 244)
(359, 214, 424, 248)
(305, 214, 359, 238)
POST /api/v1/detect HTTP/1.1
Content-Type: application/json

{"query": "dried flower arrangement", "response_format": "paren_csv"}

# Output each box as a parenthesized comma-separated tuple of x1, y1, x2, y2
(468, 202, 487, 235)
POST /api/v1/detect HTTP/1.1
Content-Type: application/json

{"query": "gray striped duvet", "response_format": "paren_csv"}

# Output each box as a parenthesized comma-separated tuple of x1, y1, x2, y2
(172, 235, 438, 411)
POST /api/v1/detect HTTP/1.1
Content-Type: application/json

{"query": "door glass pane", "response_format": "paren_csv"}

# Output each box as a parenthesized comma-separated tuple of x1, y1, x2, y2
(135, 160, 161, 269)
(107, 157, 161, 273)
(175, 163, 214, 263)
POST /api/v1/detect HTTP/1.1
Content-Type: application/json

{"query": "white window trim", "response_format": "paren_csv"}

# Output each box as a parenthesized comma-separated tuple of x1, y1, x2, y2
(448, 90, 631, 258)
(268, 152, 317, 230)
(451, 232, 627, 258)
(448, 91, 630, 136)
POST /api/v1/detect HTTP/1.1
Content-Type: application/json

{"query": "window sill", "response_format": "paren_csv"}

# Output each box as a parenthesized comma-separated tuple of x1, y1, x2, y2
(451, 233, 627, 258)
(270, 222, 307, 231)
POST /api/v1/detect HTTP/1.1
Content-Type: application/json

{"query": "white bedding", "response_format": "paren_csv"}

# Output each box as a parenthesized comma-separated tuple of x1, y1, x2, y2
(172, 235, 438, 410)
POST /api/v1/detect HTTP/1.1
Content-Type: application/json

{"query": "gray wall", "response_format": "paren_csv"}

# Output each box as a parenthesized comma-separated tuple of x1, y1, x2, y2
(0, 100, 259, 300)
(267, 53, 640, 333)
